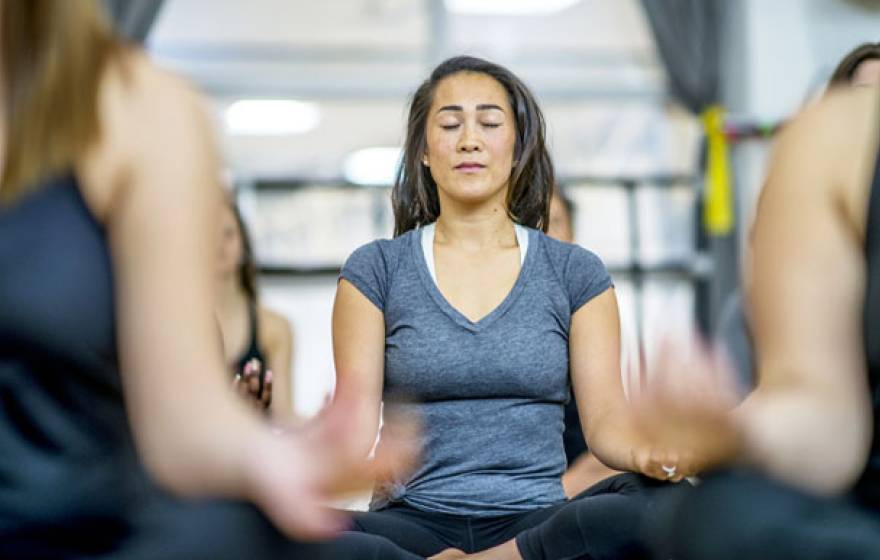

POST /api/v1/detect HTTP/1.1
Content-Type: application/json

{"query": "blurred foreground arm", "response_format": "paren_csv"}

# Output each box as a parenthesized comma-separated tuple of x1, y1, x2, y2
(99, 57, 415, 538)
(741, 87, 879, 494)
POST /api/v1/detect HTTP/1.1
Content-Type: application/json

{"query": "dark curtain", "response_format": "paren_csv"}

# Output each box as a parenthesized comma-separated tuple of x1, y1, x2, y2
(640, 0, 737, 335)
(640, 0, 724, 113)
(103, 0, 165, 43)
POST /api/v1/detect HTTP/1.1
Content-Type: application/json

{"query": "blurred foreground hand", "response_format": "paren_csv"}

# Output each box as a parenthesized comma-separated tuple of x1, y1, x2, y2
(631, 339, 745, 478)
(244, 386, 420, 540)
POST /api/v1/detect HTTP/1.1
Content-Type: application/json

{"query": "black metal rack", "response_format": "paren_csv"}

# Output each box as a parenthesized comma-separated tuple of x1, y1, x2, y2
(246, 173, 712, 376)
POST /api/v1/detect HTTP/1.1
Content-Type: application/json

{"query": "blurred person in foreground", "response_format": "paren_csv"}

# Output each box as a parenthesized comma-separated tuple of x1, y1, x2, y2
(634, 76, 880, 559)
(828, 42, 880, 89)
(715, 41, 880, 396)
(0, 2, 419, 558)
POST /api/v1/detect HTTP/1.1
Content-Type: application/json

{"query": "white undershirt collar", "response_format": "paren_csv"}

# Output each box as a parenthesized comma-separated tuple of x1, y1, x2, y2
(421, 222, 528, 284)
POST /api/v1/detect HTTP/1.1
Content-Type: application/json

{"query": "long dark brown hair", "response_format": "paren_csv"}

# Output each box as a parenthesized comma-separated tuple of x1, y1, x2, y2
(392, 55, 555, 236)
(226, 198, 259, 304)
(0, 1, 121, 204)
(829, 42, 880, 87)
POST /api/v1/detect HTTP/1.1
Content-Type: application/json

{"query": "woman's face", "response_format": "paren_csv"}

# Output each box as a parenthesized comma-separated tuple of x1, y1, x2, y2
(547, 194, 573, 243)
(218, 205, 243, 277)
(423, 71, 517, 209)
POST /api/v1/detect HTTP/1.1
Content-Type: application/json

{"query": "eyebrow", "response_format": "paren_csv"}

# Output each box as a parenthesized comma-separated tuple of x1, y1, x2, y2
(437, 103, 505, 113)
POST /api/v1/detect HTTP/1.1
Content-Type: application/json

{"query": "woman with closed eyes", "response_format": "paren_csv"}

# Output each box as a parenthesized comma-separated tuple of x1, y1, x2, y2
(333, 55, 689, 560)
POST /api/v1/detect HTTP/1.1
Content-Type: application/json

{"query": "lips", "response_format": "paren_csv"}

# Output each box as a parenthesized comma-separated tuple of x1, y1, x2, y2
(454, 162, 486, 171)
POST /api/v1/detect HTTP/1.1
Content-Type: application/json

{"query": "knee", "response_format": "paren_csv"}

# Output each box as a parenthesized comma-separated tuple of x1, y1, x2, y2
(348, 515, 366, 532)
(332, 531, 413, 560)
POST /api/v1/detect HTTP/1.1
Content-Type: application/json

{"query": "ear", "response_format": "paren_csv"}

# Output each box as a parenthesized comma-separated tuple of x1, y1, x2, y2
(422, 154, 430, 167)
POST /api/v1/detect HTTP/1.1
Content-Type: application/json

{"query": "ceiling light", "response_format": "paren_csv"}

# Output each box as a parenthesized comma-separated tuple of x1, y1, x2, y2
(225, 99, 321, 136)
(445, 0, 581, 15)
(343, 147, 403, 187)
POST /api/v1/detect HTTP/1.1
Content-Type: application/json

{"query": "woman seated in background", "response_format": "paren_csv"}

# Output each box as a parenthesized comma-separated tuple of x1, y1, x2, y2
(333, 54, 691, 560)
(0, 2, 418, 558)
(636, 74, 880, 560)
(217, 197, 294, 416)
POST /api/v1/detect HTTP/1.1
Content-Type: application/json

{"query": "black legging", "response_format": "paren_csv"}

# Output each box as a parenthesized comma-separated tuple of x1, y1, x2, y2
(115, 497, 423, 560)
(646, 470, 880, 560)
(0, 494, 422, 560)
(351, 473, 675, 560)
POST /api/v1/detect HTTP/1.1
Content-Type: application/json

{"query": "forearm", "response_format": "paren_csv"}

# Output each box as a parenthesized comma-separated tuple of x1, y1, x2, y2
(126, 372, 269, 499)
(739, 388, 872, 494)
(331, 280, 386, 458)
(266, 315, 294, 418)
(269, 363, 293, 419)
(562, 452, 619, 496)
(118, 283, 269, 498)
(323, 371, 382, 458)
(585, 411, 646, 473)
(350, 397, 383, 458)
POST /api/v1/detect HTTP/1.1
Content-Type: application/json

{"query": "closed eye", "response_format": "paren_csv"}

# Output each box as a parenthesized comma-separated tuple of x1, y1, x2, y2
(441, 124, 460, 130)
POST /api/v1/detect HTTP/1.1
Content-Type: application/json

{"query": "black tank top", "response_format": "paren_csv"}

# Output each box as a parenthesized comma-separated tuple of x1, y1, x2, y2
(0, 175, 145, 551)
(233, 302, 267, 376)
(0, 173, 336, 560)
(855, 117, 880, 511)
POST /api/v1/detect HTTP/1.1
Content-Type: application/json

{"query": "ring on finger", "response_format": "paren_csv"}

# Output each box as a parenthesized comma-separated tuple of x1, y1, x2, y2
(661, 464, 677, 479)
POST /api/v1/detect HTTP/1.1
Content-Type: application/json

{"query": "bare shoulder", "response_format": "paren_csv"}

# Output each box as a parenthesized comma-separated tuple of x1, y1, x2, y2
(804, 87, 880, 238)
(762, 88, 879, 229)
(104, 49, 206, 120)
(79, 48, 216, 219)
(258, 306, 293, 348)
(773, 87, 874, 163)
(102, 49, 214, 161)
(828, 87, 880, 237)
(794, 87, 877, 164)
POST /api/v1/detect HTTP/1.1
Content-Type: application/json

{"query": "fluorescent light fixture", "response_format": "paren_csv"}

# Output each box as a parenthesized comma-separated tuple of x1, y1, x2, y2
(343, 147, 402, 186)
(445, 0, 581, 15)
(225, 99, 321, 136)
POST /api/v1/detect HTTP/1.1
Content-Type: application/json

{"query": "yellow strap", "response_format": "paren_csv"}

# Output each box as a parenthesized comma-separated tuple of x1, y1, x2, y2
(701, 105, 734, 235)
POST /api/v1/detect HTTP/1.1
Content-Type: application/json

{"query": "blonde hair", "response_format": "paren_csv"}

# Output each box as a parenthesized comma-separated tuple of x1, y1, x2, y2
(1, 0, 121, 204)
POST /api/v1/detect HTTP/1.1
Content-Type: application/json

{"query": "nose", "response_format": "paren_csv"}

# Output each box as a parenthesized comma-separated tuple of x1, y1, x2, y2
(457, 122, 482, 153)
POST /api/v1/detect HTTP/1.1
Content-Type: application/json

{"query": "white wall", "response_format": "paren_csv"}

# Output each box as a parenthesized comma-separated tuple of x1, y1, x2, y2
(724, 0, 880, 256)
(261, 275, 339, 417)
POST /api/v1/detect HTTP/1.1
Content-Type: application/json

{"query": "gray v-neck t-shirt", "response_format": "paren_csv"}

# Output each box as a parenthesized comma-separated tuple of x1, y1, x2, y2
(340, 226, 612, 517)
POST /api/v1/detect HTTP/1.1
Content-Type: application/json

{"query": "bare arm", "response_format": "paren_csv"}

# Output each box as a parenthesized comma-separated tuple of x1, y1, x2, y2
(262, 307, 294, 417)
(561, 451, 619, 497)
(570, 290, 634, 471)
(740, 89, 878, 493)
(95, 64, 267, 497)
(75, 55, 417, 541)
(569, 289, 633, 472)
(570, 288, 684, 480)
(331, 279, 386, 456)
